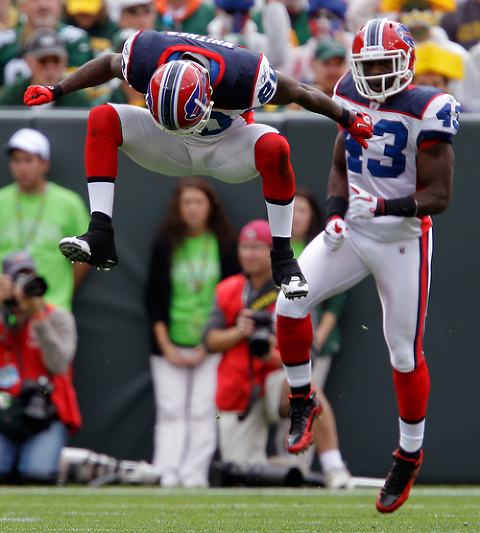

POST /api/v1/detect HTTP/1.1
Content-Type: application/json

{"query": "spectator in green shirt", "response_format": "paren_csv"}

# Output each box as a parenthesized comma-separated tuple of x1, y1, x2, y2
(0, 128, 91, 310)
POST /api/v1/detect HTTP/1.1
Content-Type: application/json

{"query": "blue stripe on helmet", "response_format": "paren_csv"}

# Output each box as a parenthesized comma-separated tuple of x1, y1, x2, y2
(161, 61, 183, 130)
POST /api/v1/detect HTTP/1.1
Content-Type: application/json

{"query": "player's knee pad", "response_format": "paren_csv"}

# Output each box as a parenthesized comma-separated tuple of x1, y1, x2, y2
(87, 104, 122, 145)
(254, 133, 294, 201)
(86, 105, 122, 178)
(277, 314, 313, 365)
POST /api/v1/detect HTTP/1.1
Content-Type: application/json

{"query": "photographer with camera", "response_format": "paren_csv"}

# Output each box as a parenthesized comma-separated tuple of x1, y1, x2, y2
(0, 251, 82, 484)
(204, 220, 349, 486)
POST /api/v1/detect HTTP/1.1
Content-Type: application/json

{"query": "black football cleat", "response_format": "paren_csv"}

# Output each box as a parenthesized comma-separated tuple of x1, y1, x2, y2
(286, 389, 323, 454)
(59, 213, 118, 270)
(376, 449, 423, 513)
(270, 248, 309, 300)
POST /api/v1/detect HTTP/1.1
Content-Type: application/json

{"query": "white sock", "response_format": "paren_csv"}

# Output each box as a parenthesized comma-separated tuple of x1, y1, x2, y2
(283, 361, 312, 388)
(399, 418, 425, 453)
(265, 199, 294, 238)
(88, 182, 115, 217)
(319, 449, 344, 473)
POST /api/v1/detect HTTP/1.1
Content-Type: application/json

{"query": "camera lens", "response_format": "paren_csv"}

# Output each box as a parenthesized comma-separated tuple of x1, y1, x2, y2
(15, 274, 48, 297)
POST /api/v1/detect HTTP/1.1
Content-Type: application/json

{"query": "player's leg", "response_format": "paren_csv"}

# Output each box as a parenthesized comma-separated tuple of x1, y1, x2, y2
(59, 104, 122, 268)
(254, 132, 310, 300)
(59, 104, 192, 268)
(276, 232, 369, 453)
(203, 120, 308, 300)
(373, 230, 432, 513)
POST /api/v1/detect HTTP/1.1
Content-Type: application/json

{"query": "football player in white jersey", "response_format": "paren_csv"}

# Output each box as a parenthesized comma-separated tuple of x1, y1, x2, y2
(275, 18, 459, 512)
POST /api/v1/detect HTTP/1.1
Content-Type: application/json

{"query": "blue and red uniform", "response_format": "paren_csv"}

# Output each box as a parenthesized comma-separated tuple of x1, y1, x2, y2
(121, 30, 278, 135)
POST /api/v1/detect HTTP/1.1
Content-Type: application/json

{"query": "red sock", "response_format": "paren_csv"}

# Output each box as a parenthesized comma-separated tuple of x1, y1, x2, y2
(277, 314, 312, 366)
(254, 133, 295, 203)
(393, 357, 430, 422)
(85, 104, 122, 180)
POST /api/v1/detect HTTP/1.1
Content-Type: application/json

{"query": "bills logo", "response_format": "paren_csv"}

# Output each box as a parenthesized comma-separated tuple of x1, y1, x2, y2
(395, 23, 414, 49)
(185, 78, 203, 121)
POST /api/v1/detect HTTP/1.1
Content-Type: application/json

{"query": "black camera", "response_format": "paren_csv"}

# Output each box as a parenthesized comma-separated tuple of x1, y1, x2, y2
(248, 309, 274, 358)
(21, 376, 55, 421)
(15, 273, 48, 297)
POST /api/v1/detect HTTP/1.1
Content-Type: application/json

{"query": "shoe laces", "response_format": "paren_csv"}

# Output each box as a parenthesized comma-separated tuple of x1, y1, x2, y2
(383, 455, 417, 494)
(289, 394, 313, 434)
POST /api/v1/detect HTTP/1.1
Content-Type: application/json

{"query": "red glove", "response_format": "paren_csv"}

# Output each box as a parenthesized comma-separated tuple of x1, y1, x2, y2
(344, 111, 373, 149)
(24, 85, 57, 106)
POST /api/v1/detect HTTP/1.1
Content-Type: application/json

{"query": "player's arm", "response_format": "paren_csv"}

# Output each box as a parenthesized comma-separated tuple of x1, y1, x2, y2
(24, 54, 124, 106)
(350, 140, 454, 219)
(323, 132, 350, 251)
(269, 71, 373, 147)
(412, 141, 454, 216)
(327, 132, 349, 200)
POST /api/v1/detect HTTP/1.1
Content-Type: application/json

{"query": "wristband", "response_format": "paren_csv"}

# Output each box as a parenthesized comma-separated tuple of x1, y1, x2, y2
(47, 85, 63, 100)
(326, 195, 349, 220)
(337, 108, 352, 129)
(376, 196, 418, 217)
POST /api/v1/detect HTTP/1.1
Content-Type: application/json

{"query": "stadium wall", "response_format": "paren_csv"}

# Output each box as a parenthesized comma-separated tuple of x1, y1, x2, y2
(0, 109, 478, 484)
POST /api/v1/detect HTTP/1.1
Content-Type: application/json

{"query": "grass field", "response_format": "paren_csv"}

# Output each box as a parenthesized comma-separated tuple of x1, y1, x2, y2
(0, 486, 479, 533)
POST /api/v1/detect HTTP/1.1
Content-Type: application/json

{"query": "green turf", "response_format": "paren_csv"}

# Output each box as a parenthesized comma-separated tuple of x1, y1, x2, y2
(0, 486, 479, 533)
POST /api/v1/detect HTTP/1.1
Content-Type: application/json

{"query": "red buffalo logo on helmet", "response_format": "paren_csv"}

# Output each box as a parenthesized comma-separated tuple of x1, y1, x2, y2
(146, 60, 213, 136)
(185, 77, 204, 121)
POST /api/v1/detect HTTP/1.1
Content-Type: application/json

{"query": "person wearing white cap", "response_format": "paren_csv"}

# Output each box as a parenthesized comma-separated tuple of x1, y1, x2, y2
(0, 128, 91, 311)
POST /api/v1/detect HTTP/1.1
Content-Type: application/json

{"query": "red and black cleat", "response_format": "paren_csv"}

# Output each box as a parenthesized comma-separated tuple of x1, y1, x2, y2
(376, 449, 423, 513)
(286, 389, 323, 454)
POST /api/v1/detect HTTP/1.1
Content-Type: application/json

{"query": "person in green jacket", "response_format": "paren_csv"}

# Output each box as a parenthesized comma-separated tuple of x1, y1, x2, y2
(0, 0, 93, 87)
(0, 28, 91, 107)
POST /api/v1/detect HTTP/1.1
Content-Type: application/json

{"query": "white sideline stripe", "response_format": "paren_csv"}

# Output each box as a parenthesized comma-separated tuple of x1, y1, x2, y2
(352, 476, 385, 488)
(0, 487, 480, 497)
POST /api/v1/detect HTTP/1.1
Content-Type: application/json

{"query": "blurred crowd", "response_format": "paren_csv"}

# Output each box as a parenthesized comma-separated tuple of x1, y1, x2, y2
(0, 0, 479, 110)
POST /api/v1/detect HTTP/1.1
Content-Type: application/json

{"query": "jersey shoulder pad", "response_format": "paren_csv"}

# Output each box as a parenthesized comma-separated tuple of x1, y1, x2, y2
(420, 90, 460, 138)
(121, 30, 142, 82)
(335, 71, 370, 106)
(251, 55, 277, 108)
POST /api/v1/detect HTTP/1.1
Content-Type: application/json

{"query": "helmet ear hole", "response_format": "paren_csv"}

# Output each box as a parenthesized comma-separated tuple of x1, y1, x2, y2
(146, 60, 214, 136)
(351, 18, 415, 102)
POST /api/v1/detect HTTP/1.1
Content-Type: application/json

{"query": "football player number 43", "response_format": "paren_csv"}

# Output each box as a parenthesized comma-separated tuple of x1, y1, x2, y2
(346, 102, 460, 179)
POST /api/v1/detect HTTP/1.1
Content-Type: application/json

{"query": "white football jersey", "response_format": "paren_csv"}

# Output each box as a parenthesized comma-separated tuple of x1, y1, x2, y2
(333, 71, 460, 241)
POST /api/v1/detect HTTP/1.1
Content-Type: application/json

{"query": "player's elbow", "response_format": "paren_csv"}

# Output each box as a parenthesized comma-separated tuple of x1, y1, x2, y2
(432, 185, 453, 214)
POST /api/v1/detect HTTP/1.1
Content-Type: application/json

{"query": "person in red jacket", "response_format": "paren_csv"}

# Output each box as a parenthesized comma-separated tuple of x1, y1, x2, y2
(204, 219, 351, 488)
(0, 251, 81, 484)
